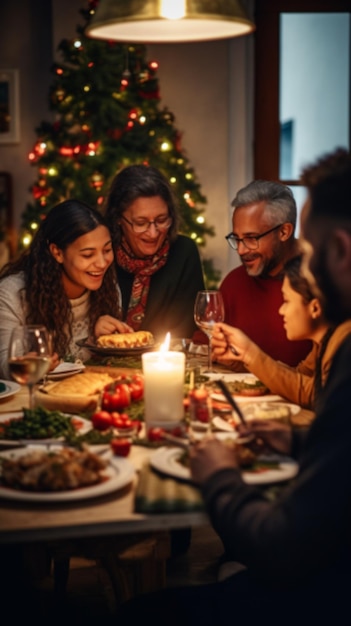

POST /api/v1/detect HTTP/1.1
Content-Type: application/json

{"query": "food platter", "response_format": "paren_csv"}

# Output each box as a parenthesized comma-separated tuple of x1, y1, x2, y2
(207, 372, 283, 403)
(0, 379, 21, 401)
(47, 362, 86, 380)
(0, 445, 135, 502)
(243, 401, 301, 419)
(0, 411, 92, 446)
(76, 338, 154, 356)
(150, 446, 299, 485)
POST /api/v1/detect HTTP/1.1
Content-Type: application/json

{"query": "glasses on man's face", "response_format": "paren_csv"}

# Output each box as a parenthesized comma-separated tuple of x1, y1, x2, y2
(225, 223, 283, 251)
(121, 215, 172, 234)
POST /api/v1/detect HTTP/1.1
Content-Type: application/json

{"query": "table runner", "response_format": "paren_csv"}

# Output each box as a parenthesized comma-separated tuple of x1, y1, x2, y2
(135, 461, 204, 513)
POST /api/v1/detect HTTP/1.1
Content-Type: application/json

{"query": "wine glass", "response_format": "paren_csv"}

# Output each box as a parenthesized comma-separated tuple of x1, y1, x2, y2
(8, 325, 52, 410)
(194, 290, 225, 373)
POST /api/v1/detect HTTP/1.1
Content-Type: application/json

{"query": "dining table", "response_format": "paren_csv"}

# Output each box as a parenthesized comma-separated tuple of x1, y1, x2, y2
(0, 353, 315, 608)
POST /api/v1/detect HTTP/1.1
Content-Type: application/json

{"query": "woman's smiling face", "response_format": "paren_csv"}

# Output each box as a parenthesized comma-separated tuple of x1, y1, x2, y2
(50, 224, 114, 298)
(279, 275, 317, 341)
(120, 196, 171, 258)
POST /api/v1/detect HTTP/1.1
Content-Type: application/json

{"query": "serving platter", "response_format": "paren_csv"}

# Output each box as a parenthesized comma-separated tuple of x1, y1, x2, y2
(76, 337, 154, 356)
(0, 411, 92, 446)
(150, 446, 299, 485)
(0, 445, 135, 502)
(0, 379, 21, 401)
(207, 372, 283, 403)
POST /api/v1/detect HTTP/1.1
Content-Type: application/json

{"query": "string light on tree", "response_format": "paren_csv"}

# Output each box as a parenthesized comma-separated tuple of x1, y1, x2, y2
(21, 0, 220, 287)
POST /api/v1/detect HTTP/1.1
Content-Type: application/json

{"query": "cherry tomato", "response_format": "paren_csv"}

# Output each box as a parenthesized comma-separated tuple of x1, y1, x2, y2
(101, 382, 131, 411)
(132, 419, 143, 434)
(113, 414, 134, 430)
(110, 438, 131, 457)
(170, 425, 186, 437)
(128, 374, 144, 401)
(91, 410, 113, 431)
(147, 427, 165, 442)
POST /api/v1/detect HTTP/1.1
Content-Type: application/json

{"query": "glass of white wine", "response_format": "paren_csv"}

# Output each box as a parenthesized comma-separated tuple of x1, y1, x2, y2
(194, 290, 225, 373)
(8, 325, 52, 410)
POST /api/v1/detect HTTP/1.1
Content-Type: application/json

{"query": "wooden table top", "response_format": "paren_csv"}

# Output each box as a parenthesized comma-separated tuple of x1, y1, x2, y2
(0, 365, 314, 545)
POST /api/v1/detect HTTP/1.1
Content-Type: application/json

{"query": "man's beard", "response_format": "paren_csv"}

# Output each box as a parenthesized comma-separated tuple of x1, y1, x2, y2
(312, 248, 347, 324)
(241, 242, 283, 278)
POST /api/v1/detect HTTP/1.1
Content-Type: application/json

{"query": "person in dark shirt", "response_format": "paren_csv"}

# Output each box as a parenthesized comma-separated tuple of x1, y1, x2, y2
(104, 164, 205, 341)
(114, 148, 351, 626)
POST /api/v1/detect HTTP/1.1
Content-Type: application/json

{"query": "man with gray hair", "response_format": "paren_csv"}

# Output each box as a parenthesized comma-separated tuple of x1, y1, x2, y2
(219, 179, 311, 368)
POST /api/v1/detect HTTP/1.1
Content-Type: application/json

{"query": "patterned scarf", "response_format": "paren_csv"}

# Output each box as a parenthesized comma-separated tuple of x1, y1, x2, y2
(117, 237, 170, 329)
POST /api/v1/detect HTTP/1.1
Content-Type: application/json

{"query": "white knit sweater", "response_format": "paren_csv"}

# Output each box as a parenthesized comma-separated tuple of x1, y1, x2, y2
(0, 272, 97, 378)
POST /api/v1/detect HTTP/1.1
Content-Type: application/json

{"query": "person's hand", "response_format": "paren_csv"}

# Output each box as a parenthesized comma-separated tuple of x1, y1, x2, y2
(212, 322, 253, 364)
(189, 435, 239, 485)
(236, 419, 293, 456)
(94, 316, 133, 337)
(48, 352, 60, 372)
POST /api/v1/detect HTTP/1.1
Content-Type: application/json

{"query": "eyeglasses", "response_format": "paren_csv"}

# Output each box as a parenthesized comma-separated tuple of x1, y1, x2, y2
(121, 215, 172, 234)
(225, 224, 283, 251)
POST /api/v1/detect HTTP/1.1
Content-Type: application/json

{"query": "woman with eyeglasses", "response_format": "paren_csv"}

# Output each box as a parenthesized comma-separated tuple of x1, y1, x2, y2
(104, 164, 205, 340)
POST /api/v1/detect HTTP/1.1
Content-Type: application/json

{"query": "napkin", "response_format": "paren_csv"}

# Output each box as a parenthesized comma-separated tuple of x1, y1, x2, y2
(135, 462, 204, 513)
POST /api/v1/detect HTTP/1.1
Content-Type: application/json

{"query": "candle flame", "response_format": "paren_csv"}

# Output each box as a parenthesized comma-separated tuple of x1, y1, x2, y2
(159, 332, 171, 353)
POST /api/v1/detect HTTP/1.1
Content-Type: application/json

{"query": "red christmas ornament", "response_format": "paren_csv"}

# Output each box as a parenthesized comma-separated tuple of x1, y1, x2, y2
(175, 132, 183, 152)
(90, 172, 104, 190)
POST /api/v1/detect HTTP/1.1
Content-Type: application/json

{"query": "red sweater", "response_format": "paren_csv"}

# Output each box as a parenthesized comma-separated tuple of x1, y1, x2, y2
(219, 265, 311, 367)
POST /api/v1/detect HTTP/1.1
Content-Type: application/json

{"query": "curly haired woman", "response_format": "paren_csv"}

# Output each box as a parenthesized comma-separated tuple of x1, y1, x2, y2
(0, 199, 130, 378)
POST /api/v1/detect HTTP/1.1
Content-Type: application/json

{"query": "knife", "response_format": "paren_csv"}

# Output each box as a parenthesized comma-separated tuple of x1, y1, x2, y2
(216, 379, 248, 427)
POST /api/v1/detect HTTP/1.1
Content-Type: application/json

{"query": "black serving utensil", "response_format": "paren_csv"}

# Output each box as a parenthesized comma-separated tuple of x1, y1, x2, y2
(216, 379, 248, 427)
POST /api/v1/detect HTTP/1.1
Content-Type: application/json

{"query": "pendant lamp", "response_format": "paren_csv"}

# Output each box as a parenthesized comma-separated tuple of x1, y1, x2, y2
(85, 0, 255, 43)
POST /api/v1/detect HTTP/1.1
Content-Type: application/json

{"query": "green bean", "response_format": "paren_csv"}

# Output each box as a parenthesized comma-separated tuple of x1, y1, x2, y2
(1, 406, 76, 440)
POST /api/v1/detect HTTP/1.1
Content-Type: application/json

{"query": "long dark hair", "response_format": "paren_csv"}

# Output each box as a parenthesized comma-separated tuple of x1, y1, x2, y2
(0, 199, 120, 357)
(104, 164, 180, 247)
(284, 254, 333, 407)
(283, 255, 316, 304)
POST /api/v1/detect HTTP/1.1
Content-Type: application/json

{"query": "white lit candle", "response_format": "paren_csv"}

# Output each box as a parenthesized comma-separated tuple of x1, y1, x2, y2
(142, 333, 185, 429)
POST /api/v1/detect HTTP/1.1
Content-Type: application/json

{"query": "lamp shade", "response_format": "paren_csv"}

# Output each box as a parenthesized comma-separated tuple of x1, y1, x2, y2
(85, 0, 255, 43)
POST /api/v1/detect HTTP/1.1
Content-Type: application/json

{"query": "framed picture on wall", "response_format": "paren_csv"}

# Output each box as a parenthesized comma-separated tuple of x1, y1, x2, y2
(0, 172, 16, 260)
(0, 69, 20, 144)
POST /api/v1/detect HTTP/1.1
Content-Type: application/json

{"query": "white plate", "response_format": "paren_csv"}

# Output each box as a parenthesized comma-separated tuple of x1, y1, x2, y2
(208, 372, 283, 403)
(150, 446, 299, 485)
(242, 401, 301, 419)
(47, 362, 86, 380)
(0, 411, 92, 446)
(211, 392, 283, 404)
(0, 379, 21, 400)
(212, 402, 300, 432)
(0, 445, 135, 502)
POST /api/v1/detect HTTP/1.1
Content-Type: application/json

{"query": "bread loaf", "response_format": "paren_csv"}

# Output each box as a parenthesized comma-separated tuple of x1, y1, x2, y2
(43, 371, 115, 396)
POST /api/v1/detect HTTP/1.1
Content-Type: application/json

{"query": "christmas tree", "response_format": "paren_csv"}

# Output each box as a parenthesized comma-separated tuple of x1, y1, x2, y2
(23, 0, 220, 286)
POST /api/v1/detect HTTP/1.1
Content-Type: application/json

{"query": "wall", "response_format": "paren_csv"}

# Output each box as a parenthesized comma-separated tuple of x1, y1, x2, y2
(0, 0, 53, 244)
(0, 0, 254, 278)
